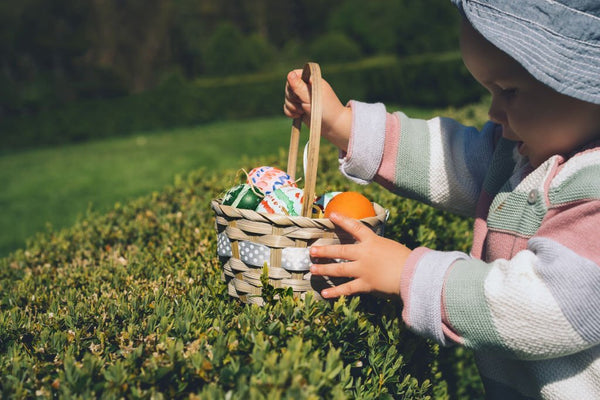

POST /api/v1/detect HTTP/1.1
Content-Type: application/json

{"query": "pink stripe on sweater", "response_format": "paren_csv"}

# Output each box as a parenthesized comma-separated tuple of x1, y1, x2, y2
(471, 190, 494, 259)
(484, 231, 528, 261)
(374, 113, 400, 189)
(537, 200, 600, 263)
(400, 246, 430, 328)
(442, 322, 465, 345)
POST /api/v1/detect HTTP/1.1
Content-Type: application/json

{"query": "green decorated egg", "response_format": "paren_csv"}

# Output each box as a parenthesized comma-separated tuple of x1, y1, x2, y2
(222, 184, 264, 209)
(256, 186, 305, 216)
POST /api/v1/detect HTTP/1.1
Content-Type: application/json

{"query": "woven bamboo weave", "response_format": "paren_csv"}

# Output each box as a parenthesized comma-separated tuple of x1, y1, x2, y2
(211, 62, 387, 305)
(211, 200, 387, 305)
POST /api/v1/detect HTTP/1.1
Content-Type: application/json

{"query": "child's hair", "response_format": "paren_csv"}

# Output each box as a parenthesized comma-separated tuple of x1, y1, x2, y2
(451, 0, 600, 105)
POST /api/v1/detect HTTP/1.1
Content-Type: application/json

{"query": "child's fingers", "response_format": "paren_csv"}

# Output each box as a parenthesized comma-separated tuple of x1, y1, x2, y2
(284, 70, 311, 119)
(283, 94, 305, 114)
(321, 278, 369, 298)
(328, 212, 375, 242)
(310, 260, 359, 278)
(286, 70, 311, 104)
(283, 99, 303, 118)
(310, 242, 359, 261)
(285, 81, 301, 101)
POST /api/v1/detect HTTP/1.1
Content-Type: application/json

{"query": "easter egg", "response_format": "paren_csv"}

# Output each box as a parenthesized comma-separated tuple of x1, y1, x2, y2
(312, 192, 341, 218)
(324, 191, 376, 219)
(256, 186, 305, 216)
(315, 191, 342, 210)
(311, 204, 325, 219)
(222, 184, 264, 209)
(247, 166, 296, 195)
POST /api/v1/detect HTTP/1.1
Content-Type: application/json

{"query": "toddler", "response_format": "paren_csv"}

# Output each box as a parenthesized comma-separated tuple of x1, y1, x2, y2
(284, 1, 600, 399)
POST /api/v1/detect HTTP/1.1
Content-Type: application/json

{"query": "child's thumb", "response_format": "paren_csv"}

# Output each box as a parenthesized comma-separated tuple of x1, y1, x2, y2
(287, 70, 310, 103)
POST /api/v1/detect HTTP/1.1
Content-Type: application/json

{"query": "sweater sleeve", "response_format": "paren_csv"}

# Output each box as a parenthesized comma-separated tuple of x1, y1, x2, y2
(339, 101, 496, 217)
(402, 199, 600, 359)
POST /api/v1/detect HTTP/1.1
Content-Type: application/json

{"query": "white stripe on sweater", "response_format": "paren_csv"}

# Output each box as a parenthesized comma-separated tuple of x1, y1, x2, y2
(551, 150, 600, 189)
(484, 248, 588, 359)
(427, 117, 494, 215)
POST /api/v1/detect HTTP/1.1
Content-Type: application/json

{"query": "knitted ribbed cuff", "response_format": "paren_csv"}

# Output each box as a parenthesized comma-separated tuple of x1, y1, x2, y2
(401, 248, 469, 346)
(338, 101, 387, 184)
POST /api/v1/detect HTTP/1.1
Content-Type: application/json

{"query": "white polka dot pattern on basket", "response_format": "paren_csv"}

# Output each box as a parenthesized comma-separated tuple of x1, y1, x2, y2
(239, 241, 270, 267)
(281, 247, 311, 271)
(217, 233, 232, 257)
(233, 240, 311, 271)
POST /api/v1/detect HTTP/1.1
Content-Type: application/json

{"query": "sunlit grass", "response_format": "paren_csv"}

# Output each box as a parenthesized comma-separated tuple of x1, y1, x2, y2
(0, 117, 293, 257)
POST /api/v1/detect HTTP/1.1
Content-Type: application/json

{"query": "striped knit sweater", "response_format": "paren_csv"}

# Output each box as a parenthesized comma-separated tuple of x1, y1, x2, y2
(340, 101, 600, 400)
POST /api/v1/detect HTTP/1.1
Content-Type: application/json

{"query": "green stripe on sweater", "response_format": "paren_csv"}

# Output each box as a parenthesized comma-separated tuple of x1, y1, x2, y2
(487, 189, 547, 236)
(394, 112, 430, 203)
(483, 138, 517, 196)
(549, 165, 600, 205)
(444, 259, 509, 352)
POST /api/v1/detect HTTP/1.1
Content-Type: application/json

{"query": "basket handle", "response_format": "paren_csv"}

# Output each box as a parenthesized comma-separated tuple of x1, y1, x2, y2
(286, 62, 323, 218)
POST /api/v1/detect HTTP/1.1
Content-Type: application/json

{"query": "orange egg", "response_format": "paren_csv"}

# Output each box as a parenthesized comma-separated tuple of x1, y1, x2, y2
(324, 191, 376, 219)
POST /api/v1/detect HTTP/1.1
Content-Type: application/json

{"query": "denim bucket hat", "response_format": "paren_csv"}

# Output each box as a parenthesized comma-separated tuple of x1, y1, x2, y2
(451, 0, 600, 105)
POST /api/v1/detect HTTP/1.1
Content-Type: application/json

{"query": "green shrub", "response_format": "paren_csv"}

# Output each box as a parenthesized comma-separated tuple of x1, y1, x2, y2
(0, 144, 484, 398)
(309, 33, 362, 63)
(325, 53, 484, 107)
(244, 34, 277, 72)
(328, 0, 460, 56)
(203, 24, 275, 77)
(203, 23, 249, 76)
(328, 0, 402, 55)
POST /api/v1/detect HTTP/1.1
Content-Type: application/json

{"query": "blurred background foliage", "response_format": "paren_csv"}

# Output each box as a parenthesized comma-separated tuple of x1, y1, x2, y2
(0, 0, 484, 152)
(0, 0, 460, 108)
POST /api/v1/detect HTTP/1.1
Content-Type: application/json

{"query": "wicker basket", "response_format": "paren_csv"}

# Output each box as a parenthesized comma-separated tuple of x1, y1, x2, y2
(211, 62, 387, 306)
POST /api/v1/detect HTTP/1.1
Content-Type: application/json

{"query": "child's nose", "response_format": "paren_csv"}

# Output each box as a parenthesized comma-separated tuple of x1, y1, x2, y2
(488, 96, 507, 125)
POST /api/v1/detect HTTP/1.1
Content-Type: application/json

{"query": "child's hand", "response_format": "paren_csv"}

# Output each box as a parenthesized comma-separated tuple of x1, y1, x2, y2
(284, 69, 353, 152)
(309, 212, 412, 298)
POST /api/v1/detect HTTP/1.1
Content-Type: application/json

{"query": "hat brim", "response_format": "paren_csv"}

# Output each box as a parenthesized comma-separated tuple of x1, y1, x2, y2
(459, 0, 600, 105)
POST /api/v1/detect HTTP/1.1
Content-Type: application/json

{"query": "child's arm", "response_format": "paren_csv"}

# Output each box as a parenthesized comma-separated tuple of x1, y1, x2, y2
(285, 69, 498, 216)
(342, 102, 498, 216)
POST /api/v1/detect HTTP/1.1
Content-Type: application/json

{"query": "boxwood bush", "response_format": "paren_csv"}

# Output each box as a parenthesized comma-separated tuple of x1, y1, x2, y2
(0, 140, 485, 398)
(1, 53, 485, 153)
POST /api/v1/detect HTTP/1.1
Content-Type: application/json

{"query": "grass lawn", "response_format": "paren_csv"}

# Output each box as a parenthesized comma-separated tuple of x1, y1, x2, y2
(0, 100, 488, 258)
(0, 117, 296, 257)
